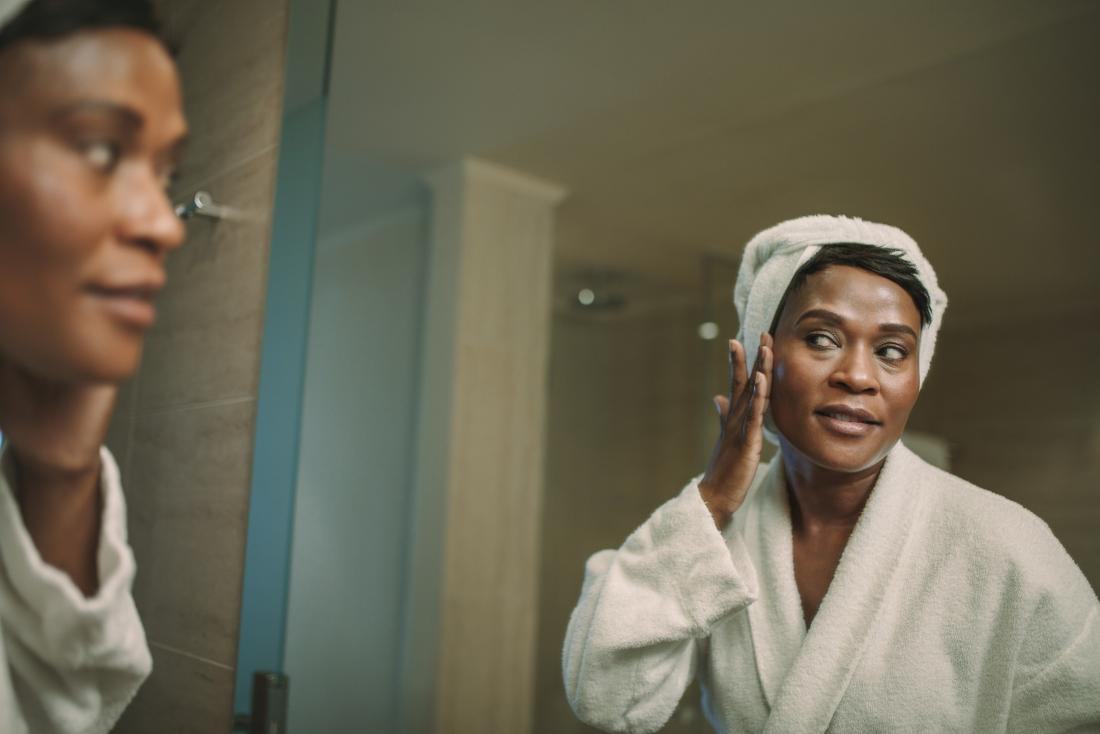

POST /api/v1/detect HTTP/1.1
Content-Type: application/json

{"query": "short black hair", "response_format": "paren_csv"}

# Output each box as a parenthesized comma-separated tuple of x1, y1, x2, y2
(769, 243, 933, 334)
(0, 0, 167, 54)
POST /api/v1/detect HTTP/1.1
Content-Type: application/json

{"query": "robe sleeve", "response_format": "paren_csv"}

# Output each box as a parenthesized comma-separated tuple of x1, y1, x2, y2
(0, 445, 152, 734)
(1006, 520, 1100, 733)
(562, 477, 758, 733)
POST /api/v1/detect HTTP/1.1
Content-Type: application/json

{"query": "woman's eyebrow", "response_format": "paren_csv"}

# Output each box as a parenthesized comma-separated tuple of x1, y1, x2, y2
(795, 308, 918, 339)
(879, 322, 919, 339)
(51, 100, 143, 132)
(794, 308, 844, 327)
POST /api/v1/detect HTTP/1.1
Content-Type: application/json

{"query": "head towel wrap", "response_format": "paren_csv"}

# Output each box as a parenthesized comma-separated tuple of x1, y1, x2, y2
(733, 214, 948, 442)
(0, 0, 31, 30)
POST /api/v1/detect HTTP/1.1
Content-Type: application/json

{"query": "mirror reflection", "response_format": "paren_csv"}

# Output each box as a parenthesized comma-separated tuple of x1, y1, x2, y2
(3, 1, 1093, 732)
(257, 3, 1100, 732)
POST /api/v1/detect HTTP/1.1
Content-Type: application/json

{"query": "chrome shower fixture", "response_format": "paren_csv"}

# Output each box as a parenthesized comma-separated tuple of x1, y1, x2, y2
(175, 190, 239, 221)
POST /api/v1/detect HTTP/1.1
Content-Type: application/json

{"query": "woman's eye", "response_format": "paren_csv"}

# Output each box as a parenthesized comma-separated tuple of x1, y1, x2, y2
(806, 332, 837, 349)
(878, 344, 908, 361)
(81, 141, 121, 171)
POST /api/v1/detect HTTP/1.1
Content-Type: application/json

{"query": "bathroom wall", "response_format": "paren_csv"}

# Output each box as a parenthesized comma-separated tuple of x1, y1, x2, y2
(535, 305, 717, 734)
(909, 307, 1100, 590)
(104, 1, 289, 730)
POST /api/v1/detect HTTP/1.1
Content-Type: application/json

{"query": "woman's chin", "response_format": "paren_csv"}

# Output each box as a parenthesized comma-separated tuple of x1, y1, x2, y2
(780, 431, 897, 475)
(50, 340, 144, 384)
(81, 349, 143, 384)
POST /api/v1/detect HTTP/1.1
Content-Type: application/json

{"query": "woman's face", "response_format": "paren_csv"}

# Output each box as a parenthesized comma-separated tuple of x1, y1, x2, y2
(769, 265, 922, 475)
(0, 28, 187, 383)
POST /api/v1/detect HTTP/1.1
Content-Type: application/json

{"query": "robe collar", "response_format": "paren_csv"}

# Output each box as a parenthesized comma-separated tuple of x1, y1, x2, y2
(744, 443, 929, 731)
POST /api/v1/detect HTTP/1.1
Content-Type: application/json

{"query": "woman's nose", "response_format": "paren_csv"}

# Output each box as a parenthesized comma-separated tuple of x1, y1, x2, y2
(117, 169, 187, 256)
(829, 347, 879, 394)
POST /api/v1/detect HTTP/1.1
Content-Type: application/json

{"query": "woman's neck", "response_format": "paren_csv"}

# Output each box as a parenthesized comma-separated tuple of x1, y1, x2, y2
(780, 444, 885, 532)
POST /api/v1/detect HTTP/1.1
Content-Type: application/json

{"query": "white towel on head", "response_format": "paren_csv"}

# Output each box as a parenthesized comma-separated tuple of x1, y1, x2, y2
(0, 0, 30, 31)
(733, 214, 948, 442)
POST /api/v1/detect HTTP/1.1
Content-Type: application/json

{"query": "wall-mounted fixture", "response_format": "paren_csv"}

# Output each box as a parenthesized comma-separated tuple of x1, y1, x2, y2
(175, 190, 245, 221)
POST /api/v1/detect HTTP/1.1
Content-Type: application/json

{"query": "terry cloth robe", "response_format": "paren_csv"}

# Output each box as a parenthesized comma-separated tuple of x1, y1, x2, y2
(563, 443, 1100, 733)
(0, 445, 151, 734)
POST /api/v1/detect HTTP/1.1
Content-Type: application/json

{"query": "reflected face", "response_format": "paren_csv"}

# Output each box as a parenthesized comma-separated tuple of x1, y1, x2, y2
(769, 265, 922, 474)
(0, 29, 187, 383)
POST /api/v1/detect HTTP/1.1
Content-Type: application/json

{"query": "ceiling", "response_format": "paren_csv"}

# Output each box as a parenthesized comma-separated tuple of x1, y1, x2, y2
(319, 0, 1100, 329)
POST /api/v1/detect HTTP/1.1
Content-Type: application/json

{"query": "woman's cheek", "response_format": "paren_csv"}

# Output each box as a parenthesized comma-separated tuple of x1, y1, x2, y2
(768, 362, 801, 434)
(26, 163, 101, 256)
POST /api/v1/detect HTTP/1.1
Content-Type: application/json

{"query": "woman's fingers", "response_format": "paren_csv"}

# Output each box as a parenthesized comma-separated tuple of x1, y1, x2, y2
(758, 333, 774, 418)
(736, 334, 772, 441)
(736, 371, 755, 441)
(734, 371, 766, 445)
(715, 334, 773, 440)
(750, 371, 768, 424)
(760, 332, 774, 373)
(713, 394, 730, 424)
(728, 339, 747, 405)
(700, 336, 771, 520)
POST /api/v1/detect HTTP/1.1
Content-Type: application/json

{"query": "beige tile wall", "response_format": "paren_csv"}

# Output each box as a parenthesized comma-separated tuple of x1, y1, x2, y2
(106, 2, 289, 731)
(411, 160, 565, 734)
(535, 307, 717, 734)
(908, 308, 1100, 591)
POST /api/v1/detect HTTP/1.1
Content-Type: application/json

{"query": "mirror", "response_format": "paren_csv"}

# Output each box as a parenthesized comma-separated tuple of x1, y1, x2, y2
(236, 2, 1100, 732)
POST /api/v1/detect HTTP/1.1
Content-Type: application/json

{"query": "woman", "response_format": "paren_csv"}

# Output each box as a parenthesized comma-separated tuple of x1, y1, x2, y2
(563, 215, 1100, 732)
(0, 0, 186, 731)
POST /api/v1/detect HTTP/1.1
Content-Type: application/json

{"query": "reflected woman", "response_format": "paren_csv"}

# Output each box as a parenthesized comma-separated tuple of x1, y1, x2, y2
(564, 215, 1100, 732)
(0, 1, 186, 731)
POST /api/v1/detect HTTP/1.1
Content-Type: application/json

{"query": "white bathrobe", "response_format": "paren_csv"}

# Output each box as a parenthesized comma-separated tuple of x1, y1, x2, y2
(0, 446, 151, 734)
(564, 443, 1100, 733)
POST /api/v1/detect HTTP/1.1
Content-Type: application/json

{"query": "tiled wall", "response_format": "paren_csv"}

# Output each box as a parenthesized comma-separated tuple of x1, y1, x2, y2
(908, 309, 1100, 591)
(402, 160, 564, 734)
(535, 307, 716, 734)
(105, 1, 289, 731)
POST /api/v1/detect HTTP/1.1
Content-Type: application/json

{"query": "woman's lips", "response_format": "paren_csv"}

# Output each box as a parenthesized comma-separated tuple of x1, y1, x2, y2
(813, 407, 882, 437)
(87, 287, 158, 329)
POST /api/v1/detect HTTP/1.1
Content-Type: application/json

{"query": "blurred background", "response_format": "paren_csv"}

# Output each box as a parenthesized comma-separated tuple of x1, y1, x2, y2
(110, 1, 1100, 732)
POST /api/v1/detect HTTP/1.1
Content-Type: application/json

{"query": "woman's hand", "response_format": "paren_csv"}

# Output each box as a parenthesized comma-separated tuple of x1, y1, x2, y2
(0, 356, 117, 596)
(699, 333, 772, 529)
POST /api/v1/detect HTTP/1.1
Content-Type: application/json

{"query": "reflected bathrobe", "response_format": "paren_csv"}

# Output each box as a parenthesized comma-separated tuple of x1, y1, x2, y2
(0, 446, 151, 734)
(563, 443, 1100, 733)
